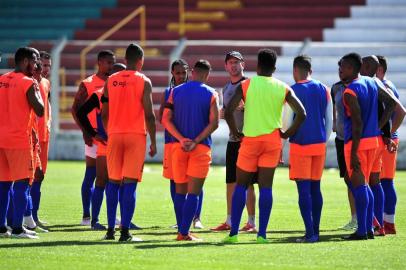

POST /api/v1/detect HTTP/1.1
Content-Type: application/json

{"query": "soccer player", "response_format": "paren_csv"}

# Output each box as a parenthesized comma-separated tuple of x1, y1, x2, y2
(72, 50, 116, 225)
(0, 47, 44, 239)
(101, 44, 156, 242)
(23, 53, 52, 232)
(287, 55, 333, 242)
(211, 51, 257, 233)
(162, 60, 219, 241)
(376, 55, 402, 234)
(223, 49, 306, 243)
(331, 73, 357, 231)
(339, 53, 402, 240)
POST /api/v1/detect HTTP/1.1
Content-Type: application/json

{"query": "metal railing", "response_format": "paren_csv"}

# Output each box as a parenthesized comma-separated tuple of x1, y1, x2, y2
(79, 5, 146, 80)
(178, 0, 186, 36)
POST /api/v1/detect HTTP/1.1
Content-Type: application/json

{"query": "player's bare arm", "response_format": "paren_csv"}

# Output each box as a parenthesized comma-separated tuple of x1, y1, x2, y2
(142, 79, 157, 157)
(157, 89, 167, 123)
(343, 93, 362, 172)
(281, 89, 306, 139)
(26, 83, 44, 117)
(101, 81, 109, 133)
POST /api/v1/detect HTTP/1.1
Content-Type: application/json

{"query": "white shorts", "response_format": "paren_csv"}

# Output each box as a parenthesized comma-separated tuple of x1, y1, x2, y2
(85, 144, 97, 159)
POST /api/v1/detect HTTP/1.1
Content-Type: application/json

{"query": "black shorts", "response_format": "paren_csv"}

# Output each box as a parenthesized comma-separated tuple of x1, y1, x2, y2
(335, 137, 347, 178)
(226, 141, 257, 184)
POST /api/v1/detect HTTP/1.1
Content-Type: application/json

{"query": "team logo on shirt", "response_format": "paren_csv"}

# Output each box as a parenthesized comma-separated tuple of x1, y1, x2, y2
(0, 82, 10, 88)
(112, 81, 127, 87)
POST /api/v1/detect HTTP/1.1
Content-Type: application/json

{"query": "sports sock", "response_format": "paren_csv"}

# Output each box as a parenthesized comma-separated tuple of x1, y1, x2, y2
(353, 185, 369, 236)
(381, 179, 396, 220)
(310, 181, 323, 236)
(24, 186, 32, 217)
(31, 181, 42, 222)
(258, 187, 273, 239)
(7, 189, 13, 226)
(248, 215, 256, 226)
(91, 186, 105, 225)
(12, 181, 29, 230)
(226, 215, 232, 226)
(296, 181, 314, 238)
(195, 189, 203, 219)
(366, 186, 374, 232)
(179, 194, 198, 236)
(174, 193, 186, 228)
(370, 183, 384, 227)
(119, 184, 124, 219)
(0, 182, 12, 228)
(170, 180, 176, 204)
(81, 166, 96, 218)
(120, 182, 137, 229)
(230, 184, 247, 236)
(105, 181, 120, 229)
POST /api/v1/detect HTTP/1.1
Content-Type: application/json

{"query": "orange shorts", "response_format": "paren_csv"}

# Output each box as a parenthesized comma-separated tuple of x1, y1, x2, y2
(289, 154, 325, 180)
(371, 136, 385, 173)
(107, 133, 146, 182)
(163, 143, 173, 180)
(0, 148, 34, 181)
(171, 143, 211, 184)
(380, 139, 399, 179)
(96, 140, 107, 157)
(344, 148, 377, 182)
(236, 133, 282, 172)
(39, 141, 49, 173)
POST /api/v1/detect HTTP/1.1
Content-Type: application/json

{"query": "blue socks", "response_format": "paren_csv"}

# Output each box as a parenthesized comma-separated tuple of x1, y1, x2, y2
(12, 181, 29, 230)
(311, 181, 323, 236)
(7, 189, 13, 226)
(353, 185, 369, 236)
(381, 179, 396, 215)
(230, 184, 247, 236)
(174, 193, 186, 228)
(195, 189, 203, 219)
(81, 166, 96, 218)
(91, 186, 105, 226)
(296, 181, 314, 238)
(170, 180, 176, 204)
(0, 182, 12, 228)
(179, 194, 198, 236)
(370, 183, 384, 227)
(105, 181, 120, 229)
(31, 181, 42, 222)
(24, 186, 32, 217)
(258, 187, 273, 239)
(120, 182, 137, 230)
(366, 186, 374, 232)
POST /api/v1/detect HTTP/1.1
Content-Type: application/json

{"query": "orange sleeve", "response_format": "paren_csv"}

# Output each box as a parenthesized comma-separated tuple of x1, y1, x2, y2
(22, 77, 35, 94)
(241, 79, 251, 100)
(167, 90, 174, 104)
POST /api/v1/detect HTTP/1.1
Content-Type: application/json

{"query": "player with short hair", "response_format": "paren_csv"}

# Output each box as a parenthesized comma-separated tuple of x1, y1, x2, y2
(223, 49, 306, 243)
(162, 59, 219, 241)
(101, 44, 156, 242)
(211, 51, 257, 233)
(72, 50, 116, 226)
(287, 55, 333, 242)
(340, 53, 403, 240)
(0, 47, 44, 239)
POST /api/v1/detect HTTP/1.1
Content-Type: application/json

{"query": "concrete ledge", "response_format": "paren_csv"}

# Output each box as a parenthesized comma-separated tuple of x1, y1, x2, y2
(324, 29, 406, 42)
(351, 6, 406, 18)
(335, 18, 406, 29)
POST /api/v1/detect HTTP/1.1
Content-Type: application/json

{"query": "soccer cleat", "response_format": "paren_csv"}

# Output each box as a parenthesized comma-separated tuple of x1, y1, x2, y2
(23, 216, 37, 229)
(340, 219, 357, 231)
(240, 222, 257, 233)
(374, 227, 385, 237)
(373, 217, 381, 231)
(383, 221, 396, 235)
(342, 232, 368, 241)
(0, 227, 11, 238)
(103, 228, 116, 240)
(36, 219, 49, 226)
(256, 236, 270, 244)
(193, 218, 204, 229)
(296, 235, 319, 243)
(11, 231, 39, 239)
(176, 233, 202, 241)
(80, 217, 91, 226)
(26, 225, 49, 233)
(129, 222, 142, 230)
(119, 230, 142, 242)
(210, 222, 231, 232)
(222, 235, 238, 244)
(91, 223, 107, 231)
(170, 224, 178, 229)
(22, 228, 37, 236)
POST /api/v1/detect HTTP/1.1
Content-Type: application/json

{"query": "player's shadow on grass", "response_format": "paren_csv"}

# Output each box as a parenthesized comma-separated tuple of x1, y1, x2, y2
(270, 229, 342, 234)
(271, 233, 349, 244)
(141, 229, 215, 236)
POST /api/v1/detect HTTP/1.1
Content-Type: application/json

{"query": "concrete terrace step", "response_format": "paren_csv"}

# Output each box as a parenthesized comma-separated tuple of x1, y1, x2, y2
(335, 18, 406, 29)
(324, 29, 406, 42)
(350, 6, 406, 18)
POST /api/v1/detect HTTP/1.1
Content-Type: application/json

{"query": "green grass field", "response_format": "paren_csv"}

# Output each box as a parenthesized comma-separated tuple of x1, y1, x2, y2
(1, 161, 405, 270)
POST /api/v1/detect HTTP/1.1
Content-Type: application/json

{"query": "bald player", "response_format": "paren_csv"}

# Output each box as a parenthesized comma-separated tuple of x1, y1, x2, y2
(101, 44, 156, 242)
(72, 50, 116, 226)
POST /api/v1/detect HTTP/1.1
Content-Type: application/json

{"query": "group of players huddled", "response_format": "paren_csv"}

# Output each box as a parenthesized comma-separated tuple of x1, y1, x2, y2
(0, 43, 405, 243)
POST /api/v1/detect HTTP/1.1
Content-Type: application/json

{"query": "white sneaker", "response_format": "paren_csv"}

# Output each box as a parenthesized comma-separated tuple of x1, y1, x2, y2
(23, 228, 37, 236)
(23, 216, 37, 229)
(170, 224, 178, 229)
(0, 230, 11, 238)
(11, 232, 39, 239)
(193, 219, 204, 229)
(80, 217, 91, 226)
(340, 219, 358, 231)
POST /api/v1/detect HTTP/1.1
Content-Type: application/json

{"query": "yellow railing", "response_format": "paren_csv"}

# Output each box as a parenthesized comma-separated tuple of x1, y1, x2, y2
(80, 5, 146, 80)
(59, 67, 67, 111)
(178, 0, 186, 36)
